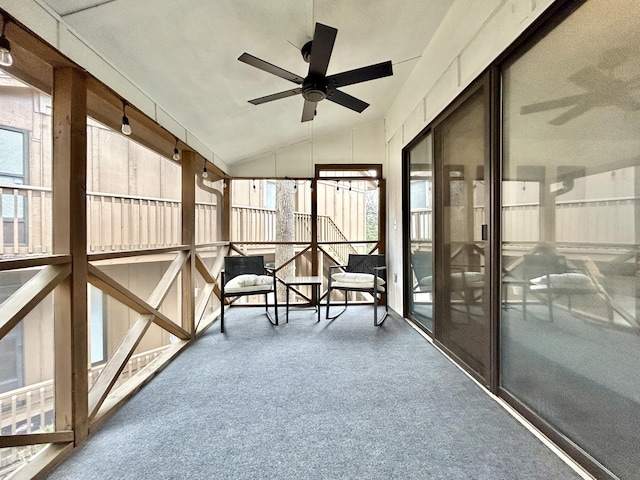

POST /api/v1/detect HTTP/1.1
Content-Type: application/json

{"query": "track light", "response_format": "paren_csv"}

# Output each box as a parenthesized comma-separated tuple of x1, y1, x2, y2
(121, 101, 131, 136)
(172, 137, 180, 161)
(0, 15, 13, 67)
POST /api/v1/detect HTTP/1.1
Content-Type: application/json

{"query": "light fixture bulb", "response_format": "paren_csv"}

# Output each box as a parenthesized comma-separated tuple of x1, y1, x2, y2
(222, 179, 227, 189)
(121, 115, 131, 135)
(0, 36, 12, 67)
(172, 148, 180, 161)
(202, 166, 208, 179)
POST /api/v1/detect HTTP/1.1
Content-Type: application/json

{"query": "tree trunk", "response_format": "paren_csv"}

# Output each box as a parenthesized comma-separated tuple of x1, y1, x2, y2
(276, 180, 295, 300)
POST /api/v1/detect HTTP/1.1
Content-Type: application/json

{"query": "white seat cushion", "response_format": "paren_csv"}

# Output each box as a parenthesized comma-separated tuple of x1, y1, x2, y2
(418, 272, 484, 290)
(331, 272, 385, 289)
(225, 274, 274, 294)
(530, 273, 594, 290)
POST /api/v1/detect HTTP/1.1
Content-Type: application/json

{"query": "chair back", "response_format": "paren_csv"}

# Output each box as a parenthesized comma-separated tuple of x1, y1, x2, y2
(346, 254, 386, 279)
(523, 254, 568, 280)
(411, 251, 432, 282)
(224, 255, 266, 282)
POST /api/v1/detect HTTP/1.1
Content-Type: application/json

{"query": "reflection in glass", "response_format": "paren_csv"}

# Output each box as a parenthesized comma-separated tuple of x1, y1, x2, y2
(501, 0, 640, 477)
(408, 133, 434, 331)
(437, 88, 488, 380)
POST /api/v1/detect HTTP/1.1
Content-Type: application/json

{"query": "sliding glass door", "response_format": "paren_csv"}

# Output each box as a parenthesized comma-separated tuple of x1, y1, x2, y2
(434, 86, 490, 383)
(406, 133, 434, 331)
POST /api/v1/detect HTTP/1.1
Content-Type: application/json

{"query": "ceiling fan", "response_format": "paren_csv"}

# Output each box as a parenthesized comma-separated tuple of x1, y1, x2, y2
(520, 48, 640, 125)
(238, 22, 393, 122)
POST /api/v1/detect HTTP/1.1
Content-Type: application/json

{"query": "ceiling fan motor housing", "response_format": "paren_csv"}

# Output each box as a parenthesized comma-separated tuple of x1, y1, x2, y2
(302, 75, 328, 102)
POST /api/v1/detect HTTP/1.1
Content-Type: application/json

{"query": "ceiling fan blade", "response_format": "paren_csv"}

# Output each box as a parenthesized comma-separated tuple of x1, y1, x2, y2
(301, 100, 317, 122)
(520, 94, 587, 115)
(328, 61, 393, 88)
(326, 89, 369, 113)
(308, 23, 337, 77)
(238, 53, 304, 84)
(569, 66, 609, 91)
(548, 102, 592, 125)
(248, 88, 303, 105)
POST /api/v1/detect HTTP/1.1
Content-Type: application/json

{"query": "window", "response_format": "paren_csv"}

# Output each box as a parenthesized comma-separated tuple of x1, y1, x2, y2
(0, 127, 28, 246)
(265, 180, 276, 210)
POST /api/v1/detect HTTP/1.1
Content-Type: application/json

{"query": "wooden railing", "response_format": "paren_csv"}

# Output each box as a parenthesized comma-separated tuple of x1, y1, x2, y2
(0, 345, 169, 476)
(317, 216, 359, 263)
(0, 185, 51, 255)
(3, 184, 638, 256)
(0, 185, 221, 256)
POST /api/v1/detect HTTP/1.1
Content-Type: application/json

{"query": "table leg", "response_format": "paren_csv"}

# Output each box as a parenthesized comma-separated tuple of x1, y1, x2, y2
(316, 283, 320, 322)
(286, 284, 290, 323)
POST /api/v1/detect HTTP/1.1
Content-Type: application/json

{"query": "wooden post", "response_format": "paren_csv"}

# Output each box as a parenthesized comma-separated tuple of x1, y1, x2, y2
(222, 176, 231, 242)
(182, 151, 196, 336)
(52, 67, 89, 444)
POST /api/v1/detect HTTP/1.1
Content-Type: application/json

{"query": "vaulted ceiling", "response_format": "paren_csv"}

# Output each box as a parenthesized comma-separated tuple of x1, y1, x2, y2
(37, 0, 455, 166)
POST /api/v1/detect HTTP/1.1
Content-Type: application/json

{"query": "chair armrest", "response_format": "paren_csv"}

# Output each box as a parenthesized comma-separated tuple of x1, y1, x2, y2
(329, 264, 347, 271)
(327, 264, 347, 289)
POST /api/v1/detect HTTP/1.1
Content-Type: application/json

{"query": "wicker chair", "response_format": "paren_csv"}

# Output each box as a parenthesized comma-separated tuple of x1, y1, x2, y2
(326, 254, 388, 326)
(220, 255, 278, 333)
(522, 254, 601, 321)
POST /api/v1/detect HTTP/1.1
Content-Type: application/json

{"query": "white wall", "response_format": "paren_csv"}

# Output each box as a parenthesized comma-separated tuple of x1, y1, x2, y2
(231, 119, 386, 178)
(384, 0, 556, 313)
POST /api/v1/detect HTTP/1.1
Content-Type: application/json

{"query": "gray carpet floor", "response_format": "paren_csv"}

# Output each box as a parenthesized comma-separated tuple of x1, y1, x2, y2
(47, 307, 582, 480)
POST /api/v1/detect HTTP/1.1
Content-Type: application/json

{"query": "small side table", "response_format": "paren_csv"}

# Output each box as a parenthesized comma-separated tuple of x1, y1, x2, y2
(282, 276, 322, 323)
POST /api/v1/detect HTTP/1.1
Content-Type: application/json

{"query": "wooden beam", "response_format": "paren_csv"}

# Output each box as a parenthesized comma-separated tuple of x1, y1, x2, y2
(87, 246, 189, 262)
(6, 442, 74, 480)
(87, 251, 188, 417)
(87, 315, 154, 418)
(0, 264, 70, 341)
(52, 67, 89, 443)
(182, 151, 196, 336)
(0, 255, 71, 272)
(87, 264, 189, 340)
(194, 282, 215, 330)
(194, 251, 217, 283)
(0, 431, 74, 448)
(90, 342, 189, 429)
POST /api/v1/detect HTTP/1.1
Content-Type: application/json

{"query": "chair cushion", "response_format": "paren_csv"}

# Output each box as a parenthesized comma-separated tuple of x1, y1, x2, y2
(530, 273, 594, 290)
(225, 274, 274, 294)
(332, 272, 385, 287)
(419, 272, 484, 290)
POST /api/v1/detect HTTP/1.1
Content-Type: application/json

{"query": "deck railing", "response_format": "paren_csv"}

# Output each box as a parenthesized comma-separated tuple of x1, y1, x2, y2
(0, 346, 169, 476)
(2, 184, 638, 255)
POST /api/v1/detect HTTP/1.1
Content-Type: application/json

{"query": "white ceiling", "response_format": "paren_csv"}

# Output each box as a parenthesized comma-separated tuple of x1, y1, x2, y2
(39, 0, 455, 166)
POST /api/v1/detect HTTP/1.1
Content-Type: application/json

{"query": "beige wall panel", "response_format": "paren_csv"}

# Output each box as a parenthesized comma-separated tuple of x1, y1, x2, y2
(352, 120, 386, 166)
(232, 153, 276, 178)
(22, 298, 54, 384)
(386, 130, 404, 311)
(156, 107, 186, 144)
(275, 142, 312, 178)
(313, 130, 352, 165)
(403, 100, 426, 148)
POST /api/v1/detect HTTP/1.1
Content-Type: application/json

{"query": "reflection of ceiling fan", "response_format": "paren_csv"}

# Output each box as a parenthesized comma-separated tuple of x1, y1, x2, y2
(520, 49, 640, 125)
(238, 22, 393, 122)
